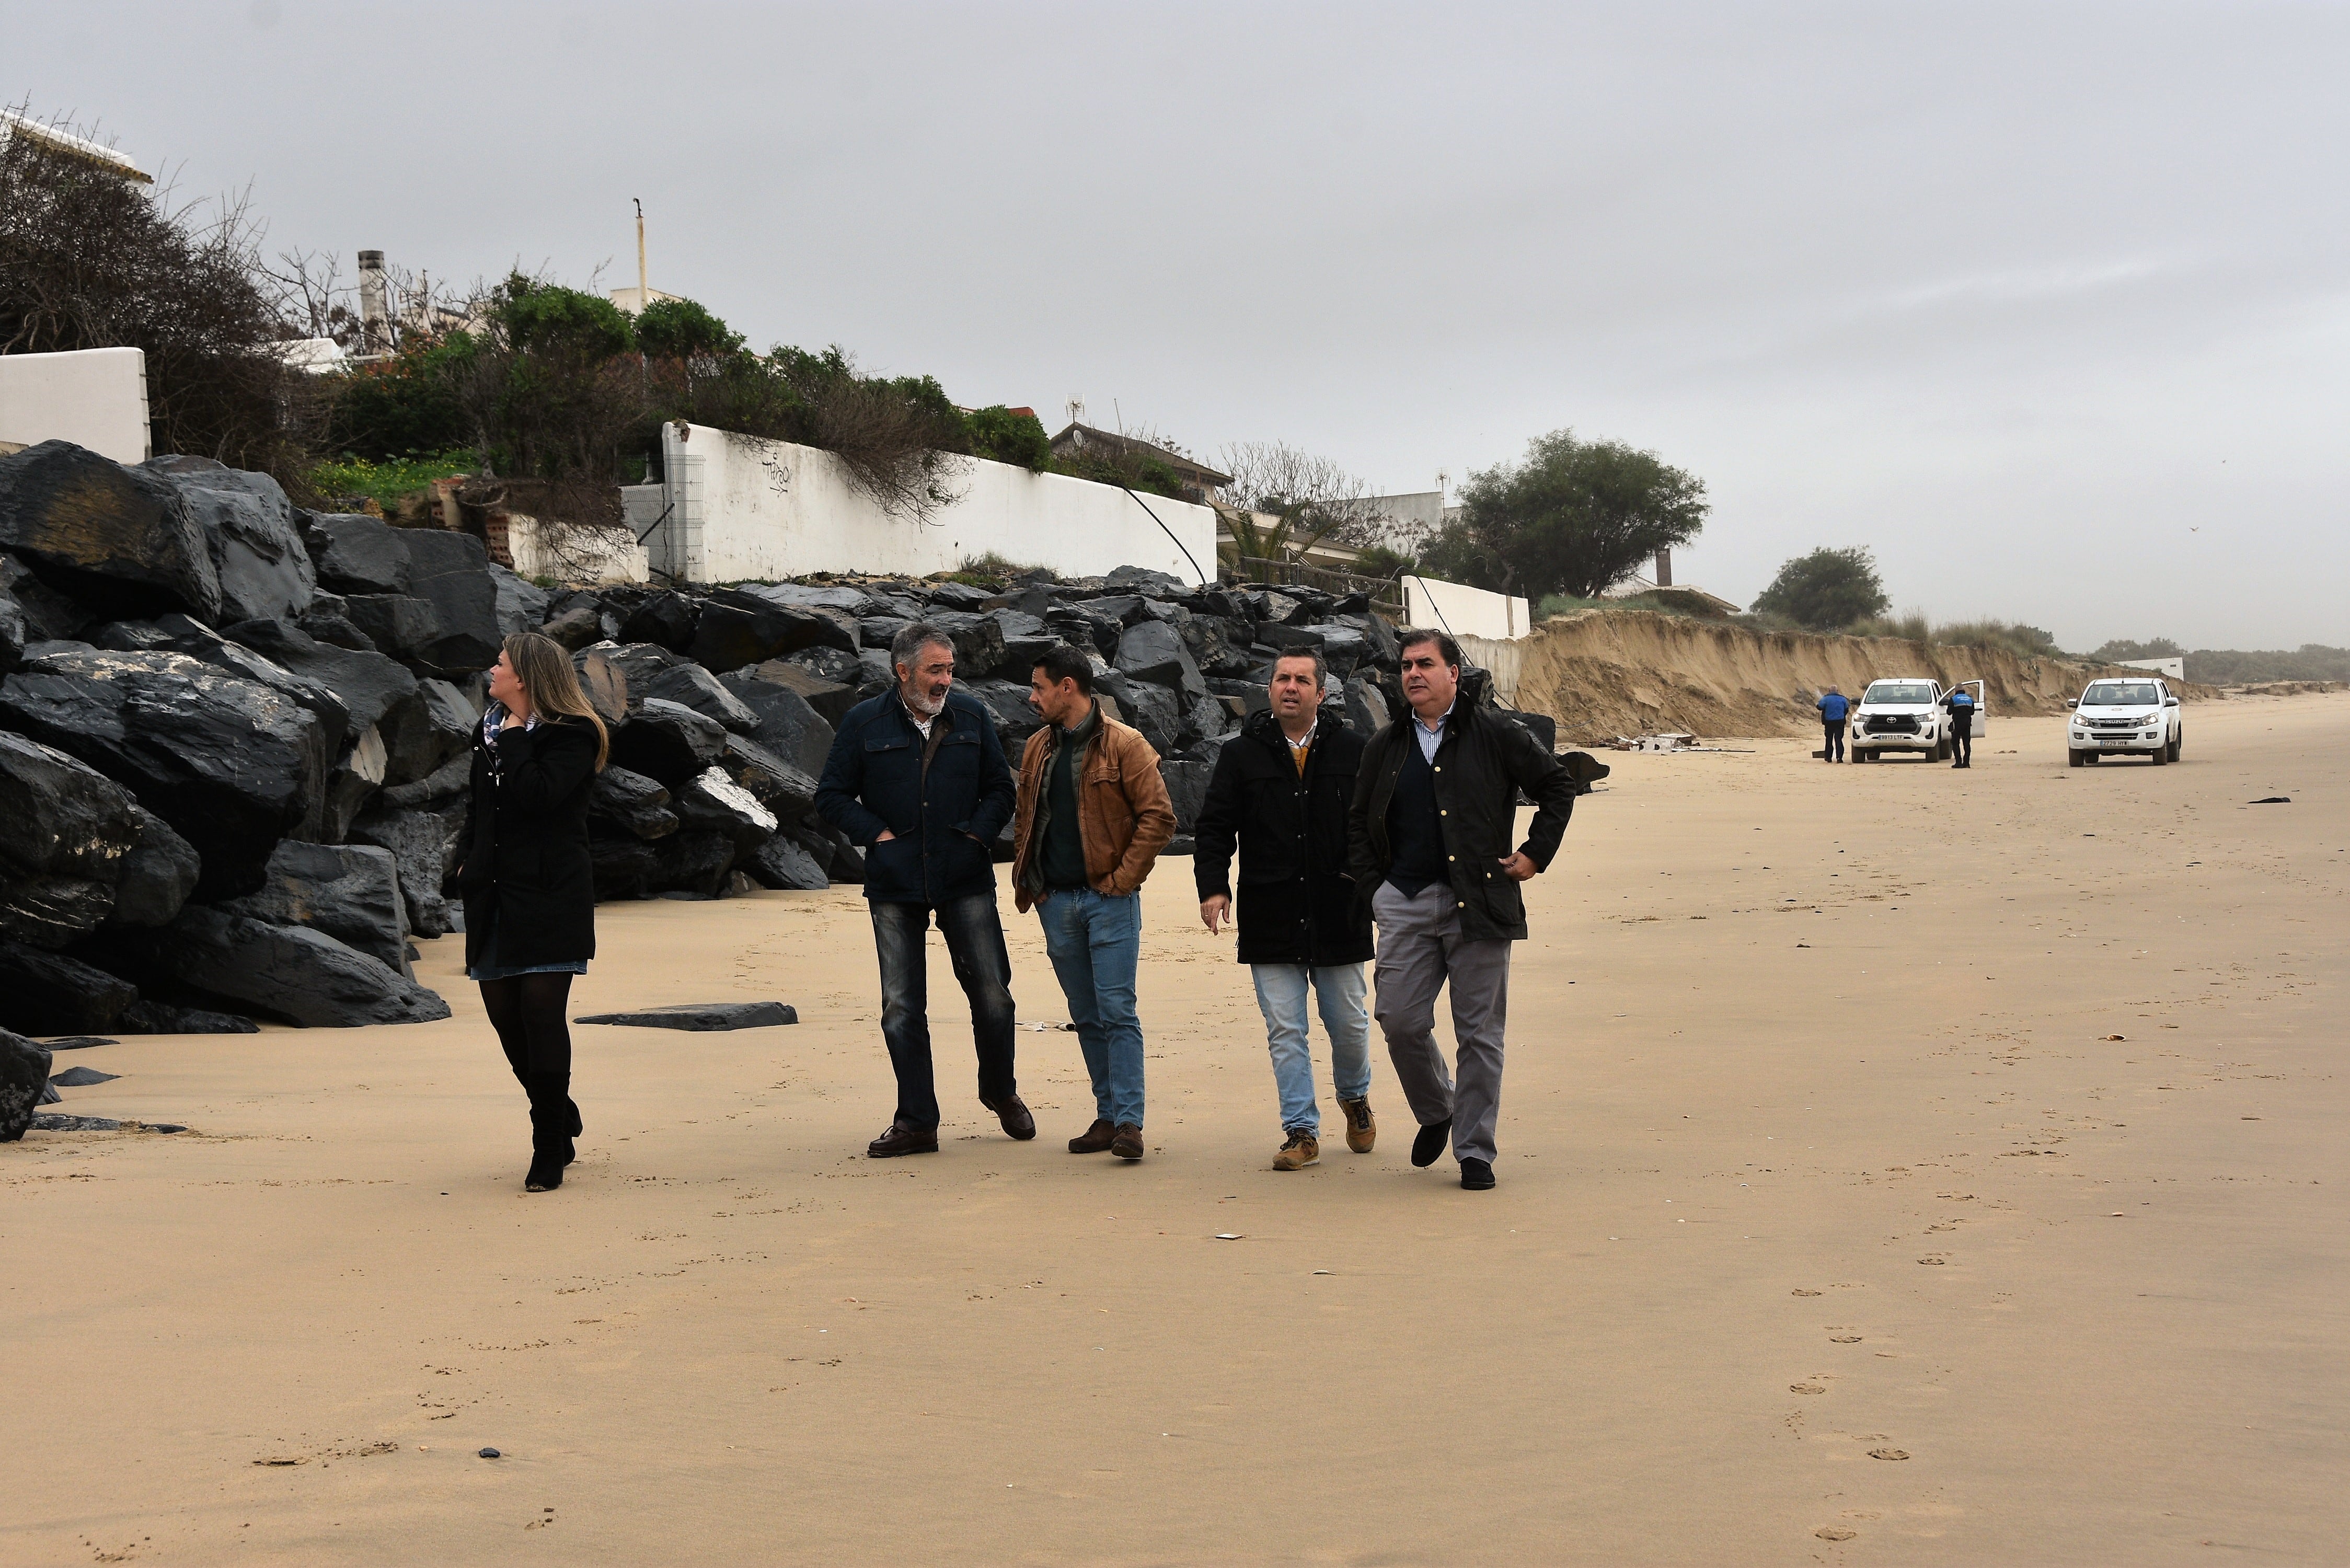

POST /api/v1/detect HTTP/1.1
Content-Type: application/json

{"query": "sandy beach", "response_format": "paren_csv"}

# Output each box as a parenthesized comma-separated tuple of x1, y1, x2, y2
(4, 691, 2343, 1566)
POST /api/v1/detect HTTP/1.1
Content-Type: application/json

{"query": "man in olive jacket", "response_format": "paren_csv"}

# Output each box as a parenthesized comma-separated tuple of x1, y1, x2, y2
(1194, 648, 1377, 1171)
(1347, 628, 1579, 1190)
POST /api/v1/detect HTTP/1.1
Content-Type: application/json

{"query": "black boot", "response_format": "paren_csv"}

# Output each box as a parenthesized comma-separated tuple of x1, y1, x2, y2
(524, 1074, 574, 1192)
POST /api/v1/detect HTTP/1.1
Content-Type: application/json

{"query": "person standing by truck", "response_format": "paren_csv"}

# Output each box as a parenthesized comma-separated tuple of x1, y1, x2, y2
(1816, 688, 1850, 762)
(1941, 683, 1977, 768)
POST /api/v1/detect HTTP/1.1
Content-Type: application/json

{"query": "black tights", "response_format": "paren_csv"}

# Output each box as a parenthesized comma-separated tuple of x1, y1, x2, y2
(479, 972, 575, 1079)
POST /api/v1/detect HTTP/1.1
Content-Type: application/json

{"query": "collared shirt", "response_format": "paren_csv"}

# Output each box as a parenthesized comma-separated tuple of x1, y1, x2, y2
(1412, 699, 1455, 764)
(1283, 717, 1316, 776)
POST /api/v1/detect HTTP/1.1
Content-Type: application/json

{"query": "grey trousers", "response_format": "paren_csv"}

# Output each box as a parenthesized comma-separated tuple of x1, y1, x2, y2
(1370, 881, 1513, 1165)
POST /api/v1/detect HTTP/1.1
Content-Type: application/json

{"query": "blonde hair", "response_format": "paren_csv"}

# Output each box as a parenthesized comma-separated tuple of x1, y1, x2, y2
(502, 631, 609, 771)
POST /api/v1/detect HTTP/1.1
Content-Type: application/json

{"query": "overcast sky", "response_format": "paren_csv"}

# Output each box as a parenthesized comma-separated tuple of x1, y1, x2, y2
(18, 2, 2347, 649)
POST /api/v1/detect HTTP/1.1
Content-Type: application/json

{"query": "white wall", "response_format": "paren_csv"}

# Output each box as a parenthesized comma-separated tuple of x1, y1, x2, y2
(650, 423, 1218, 585)
(1457, 633, 1525, 704)
(507, 514, 649, 585)
(2118, 656, 2186, 678)
(0, 348, 151, 464)
(1403, 574, 1530, 640)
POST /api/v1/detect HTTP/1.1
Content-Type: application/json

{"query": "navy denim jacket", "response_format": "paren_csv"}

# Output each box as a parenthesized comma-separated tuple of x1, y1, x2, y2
(815, 687, 1016, 905)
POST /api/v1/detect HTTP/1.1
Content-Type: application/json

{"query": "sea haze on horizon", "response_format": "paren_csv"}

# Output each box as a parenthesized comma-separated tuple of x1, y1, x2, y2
(15, 1, 2346, 650)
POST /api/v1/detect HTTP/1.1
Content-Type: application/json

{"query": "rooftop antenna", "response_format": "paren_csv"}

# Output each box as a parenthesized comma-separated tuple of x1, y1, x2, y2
(1436, 468, 1449, 495)
(1113, 398, 1123, 435)
(1067, 396, 1085, 429)
(633, 198, 648, 312)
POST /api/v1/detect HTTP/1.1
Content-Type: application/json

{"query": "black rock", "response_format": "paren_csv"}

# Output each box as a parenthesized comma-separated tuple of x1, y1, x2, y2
(1104, 564, 1186, 595)
(744, 834, 828, 891)
(746, 659, 857, 728)
(397, 530, 504, 675)
(109, 804, 201, 930)
(1097, 673, 1182, 756)
(607, 697, 728, 787)
(1490, 707, 1558, 755)
(712, 733, 821, 826)
(596, 642, 678, 709)
(0, 441, 223, 621)
(346, 803, 466, 939)
(0, 730, 142, 948)
(589, 767, 678, 840)
(378, 749, 470, 811)
(672, 767, 778, 861)
(923, 580, 990, 610)
(343, 593, 443, 660)
(154, 906, 451, 1027)
(216, 840, 413, 978)
(0, 940, 140, 1036)
(647, 662, 759, 733)
(859, 615, 910, 650)
(574, 1001, 798, 1030)
(50, 1065, 119, 1087)
(304, 512, 411, 595)
(0, 582, 24, 677)
(1315, 625, 1367, 678)
(38, 1036, 117, 1050)
(644, 828, 739, 897)
(687, 587, 857, 671)
(572, 644, 632, 724)
(962, 678, 1046, 752)
(616, 590, 697, 651)
(223, 619, 422, 739)
(1074, 594, 1148, 627)
(1343, 675, 1392, 739)
(1258, 622, 1328, 654)
(1160, 758, 1213, 845)
(921, 610, 1008, 680)
(588, 835, 662, 901)
(1181, 615, 1259, 677)
(144, 459, 316, 625)
(488, 563, 548, 636)
(1185, 692, 1230, 744)
(117, 1000, 258, 1034)
(88, 613, 352, 758)
(539, 602, 606, 651)
(1, 1031, 53, 1142)
(0, 648, 330, 900)
(716, 670, 836, 778)
(1113, 619, 1207, 699)
(378, 678, 476, 790)
(1043, 604, 1122, 659)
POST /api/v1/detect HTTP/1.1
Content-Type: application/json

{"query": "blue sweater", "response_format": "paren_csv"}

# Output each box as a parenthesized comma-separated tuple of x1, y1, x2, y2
(1817, 693, 1850, 723)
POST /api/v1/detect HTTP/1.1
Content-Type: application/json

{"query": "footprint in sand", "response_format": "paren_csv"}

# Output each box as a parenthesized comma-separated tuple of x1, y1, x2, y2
(1790, 1383, 1827, 1394)
(1792, 1287, 1822, 1296)
(1831, 1334, 1864, 1343)
(1869, 1448, 1910, 1461)
(1816, 1527, 1857, 1541)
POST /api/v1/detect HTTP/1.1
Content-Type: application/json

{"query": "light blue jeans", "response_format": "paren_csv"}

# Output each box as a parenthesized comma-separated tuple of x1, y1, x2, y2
(1035, 889, 1146, 1127)
(1251, 963, 1371, 1136)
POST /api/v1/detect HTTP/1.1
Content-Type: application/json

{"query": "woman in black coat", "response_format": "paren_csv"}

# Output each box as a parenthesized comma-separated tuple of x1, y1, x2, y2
(458, 631, 607, 1192)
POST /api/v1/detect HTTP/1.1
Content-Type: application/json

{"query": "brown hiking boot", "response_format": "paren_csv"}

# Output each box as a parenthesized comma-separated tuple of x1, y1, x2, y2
(1110, 1123, 1145, 1160)
(1068, 1118, 1117, 1154)
(1338, 1098, 1376, 1154)
(1272, 1129, 1319, 1171)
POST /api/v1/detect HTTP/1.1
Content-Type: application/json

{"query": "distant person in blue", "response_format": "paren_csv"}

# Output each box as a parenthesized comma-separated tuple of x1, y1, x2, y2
(1815, 688, 1849, 762)
(1941, 683, 1976, 768)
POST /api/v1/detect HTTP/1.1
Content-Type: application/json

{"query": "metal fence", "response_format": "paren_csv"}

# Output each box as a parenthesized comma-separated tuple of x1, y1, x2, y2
(1229, 555, 1404, 616)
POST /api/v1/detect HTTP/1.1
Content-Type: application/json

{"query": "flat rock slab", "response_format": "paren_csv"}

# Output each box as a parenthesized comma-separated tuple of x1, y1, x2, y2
(30, 1114, 186, 1133)
(41, 1036, 117, 1051)
(574, 1001, 798, 1031)
(50, 1066, 119, 1086)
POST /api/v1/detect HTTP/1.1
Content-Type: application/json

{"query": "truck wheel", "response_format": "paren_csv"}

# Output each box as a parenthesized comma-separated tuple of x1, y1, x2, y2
(2169, 731, 2183, 762)
(2150, 740, 2169, 765)
(1934, 738, 1950, 762)
(2068, 749, 2084, 767)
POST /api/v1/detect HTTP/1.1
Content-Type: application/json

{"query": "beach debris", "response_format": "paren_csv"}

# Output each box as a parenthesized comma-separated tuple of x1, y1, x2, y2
(1791, 1383, 1826, 1394)
(1830, 1335, 1863, 1343)
(2102, 1033, 2126, 1041)
(1815, 1527, 1857, 1540)
(2250, 796, 2290, 804)
(575, 1000, 797, 1031)
(478, 1447, 501, 1460)
(29, 1114, 185, 1133)
(1214, 1233, 1243, 1241)
(1868, 1448, 1910, 1461)
(1791, 1288, 1822, 1296)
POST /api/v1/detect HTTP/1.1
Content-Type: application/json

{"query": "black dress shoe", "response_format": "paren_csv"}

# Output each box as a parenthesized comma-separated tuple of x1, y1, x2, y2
(1460, 1157, 1495, 1191)
(1411, 1119, 1453, 1168)
(867, 1120, 939, 1158)
(982, 1094, 1038, 1140)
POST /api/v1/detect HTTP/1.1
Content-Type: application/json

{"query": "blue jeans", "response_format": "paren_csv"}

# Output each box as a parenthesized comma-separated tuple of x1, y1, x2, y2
(870, 893, 1018, 1128)
(1035, 889, 1146, 1127)
(1251, 963, 1372, 1136)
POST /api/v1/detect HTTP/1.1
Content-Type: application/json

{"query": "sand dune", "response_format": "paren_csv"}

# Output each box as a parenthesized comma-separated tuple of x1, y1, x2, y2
(3, 691, 2342, 1565)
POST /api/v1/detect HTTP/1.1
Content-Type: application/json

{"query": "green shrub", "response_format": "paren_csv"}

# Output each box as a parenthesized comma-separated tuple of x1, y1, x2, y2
(308, 449, 479, 510)
(963, 406, 1052, 470)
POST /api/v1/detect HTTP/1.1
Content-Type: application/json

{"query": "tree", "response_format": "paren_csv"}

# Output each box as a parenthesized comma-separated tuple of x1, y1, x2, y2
(2090, 637, 2183, 662)
(634, 297, 741, 361)
(1419, 430, 1707, 600)
(1213, 441, 1386, 567)
(1750, 546, 1889, 630)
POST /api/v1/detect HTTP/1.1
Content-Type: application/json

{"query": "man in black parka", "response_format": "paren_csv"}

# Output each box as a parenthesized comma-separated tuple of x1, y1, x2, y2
(1347, 629, 1580, 1191)
(1195, 649, 1377, 1171)
(816, 622, 1025, 1158)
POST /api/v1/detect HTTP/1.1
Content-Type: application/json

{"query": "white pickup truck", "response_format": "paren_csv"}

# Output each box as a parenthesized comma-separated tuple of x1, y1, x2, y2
(1851, 676, 1984, 762)
(2067, 676, 2183, 766)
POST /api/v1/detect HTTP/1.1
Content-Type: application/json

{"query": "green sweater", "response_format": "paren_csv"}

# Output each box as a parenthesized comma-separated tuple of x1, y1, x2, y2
(1036, 703, 1098, 891)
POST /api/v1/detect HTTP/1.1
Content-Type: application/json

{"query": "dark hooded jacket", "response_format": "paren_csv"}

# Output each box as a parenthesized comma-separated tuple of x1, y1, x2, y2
(1193, 708, 1373, 966)
(458, 714, 601, 970)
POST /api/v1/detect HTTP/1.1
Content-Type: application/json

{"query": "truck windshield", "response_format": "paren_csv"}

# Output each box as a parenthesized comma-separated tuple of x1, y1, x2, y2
(1864, 683, 1936, 704)
(2081, 682, 2160, 705)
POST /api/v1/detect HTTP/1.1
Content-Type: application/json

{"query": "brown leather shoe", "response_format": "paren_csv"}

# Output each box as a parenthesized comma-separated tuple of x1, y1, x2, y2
(1110, 1123, 1145, 1160)
(1068, 1117, 1117, 1154)
(1338, 1097, 1376, 1154)
(867, 1120, 939, 1158)
(1272, 1129, 1319, 1171)
(982, 1094, 1037, 1141)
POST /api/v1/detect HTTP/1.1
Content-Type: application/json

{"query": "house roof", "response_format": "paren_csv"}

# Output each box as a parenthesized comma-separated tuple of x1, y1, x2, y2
(1049, 423, 1232, 488)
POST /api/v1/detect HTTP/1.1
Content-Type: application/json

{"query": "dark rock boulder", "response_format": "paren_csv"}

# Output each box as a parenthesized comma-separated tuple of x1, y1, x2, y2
(647, 661, 759, 733)
(1, 1031, 52, 1142)
(117, 999, 259, 1035)
(644, 828, 738, 897)
(1159, 758, 1213, 851)
(144, 459, 316, 625)
(746, 658, 857, 728)
(744, 834, 828, 891)
(1105, 564, 1186, 596)
(589, 767, 678, 840)
(0, 441, 222, 621)
(377, 747, 468, 811)
(672, 767, 778, 859)
(589, 836, 662, 901)
(488, 562, 548, 636)
(396, 529, 503, 675)
(0, 582, 24, 677)
(108, 805, 201, 930)
(859, 615, 909, 651)
(345, 803, 465, 939)
(1180, 614, 1257, 677)
(1490, 706, 1558, 755)
(0, 731, 141, 947)
(303, 512, 411, 595)
(0, 940, 140, 1036)
(1096, 672, 1182, 756)
(713, 734, 819, 825)
(1043, 603, 1122, 659)
(924, 579, 990, 610)
(343, 593, 443, 660)
(540, 602, 606, 651)
(154, 906, 450, 1027)
(389, 678, 480, 786)
(716, 670, 835, 777)
(757, 582, 888, 619)
(572, 644, 632, 724)
(223, 618, 421, 739)
(0, 648, 330, 900)
(216, 840, 413, 978)
(88, 613, 351, 757)
(607, 697, 728, 786)
(1258, 621, 1328, 655)
(921, 610, 1007, 678)
(687, 587, 856, 671)
(575, 1000, 797, 1030)
(963, 678, 1046, 752)
(596, 641, 677, 708)
(1114, 619, 1208, 700)
(616, 590, 697, 651)
(1315, 624, 1367, 678)
(1343, 674, 1392, 739)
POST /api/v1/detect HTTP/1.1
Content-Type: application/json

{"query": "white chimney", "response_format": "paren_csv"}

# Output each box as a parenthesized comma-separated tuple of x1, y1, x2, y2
(357, 250, 388, 353)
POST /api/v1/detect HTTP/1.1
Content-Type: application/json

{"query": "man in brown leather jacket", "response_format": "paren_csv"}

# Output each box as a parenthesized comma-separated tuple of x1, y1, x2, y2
(1012, 643, 1177, 1160)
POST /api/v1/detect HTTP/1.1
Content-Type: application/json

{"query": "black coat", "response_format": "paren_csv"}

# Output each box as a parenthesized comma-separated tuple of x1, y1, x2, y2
(1347, 699, 1577, 942)
(813, 687, 1016, 906)
(1193, 710, 1374, 966)
(458, 716, 600, 970)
